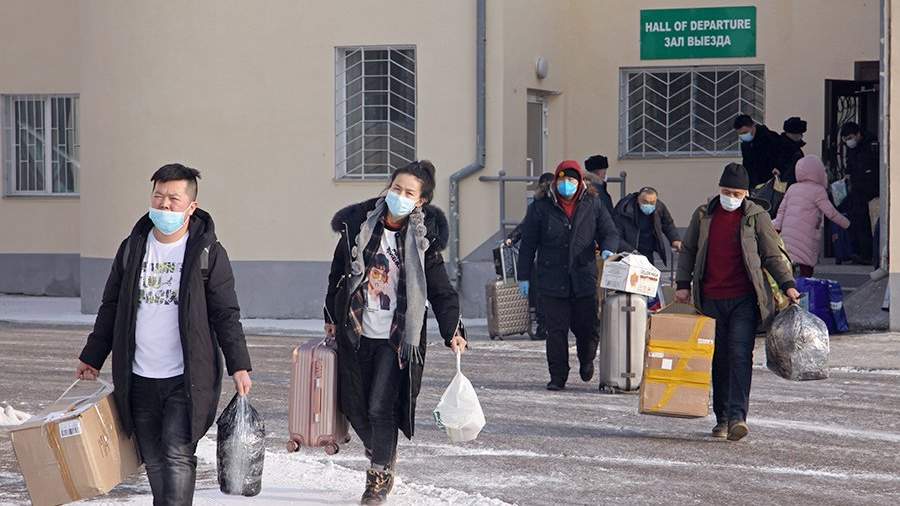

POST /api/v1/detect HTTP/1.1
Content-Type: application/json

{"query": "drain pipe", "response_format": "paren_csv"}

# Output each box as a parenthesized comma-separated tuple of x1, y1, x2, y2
(448, 0, 487, 287)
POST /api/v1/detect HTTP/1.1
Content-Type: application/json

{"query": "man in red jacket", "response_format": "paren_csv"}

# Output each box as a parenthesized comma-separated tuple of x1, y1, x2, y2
(676, 163, 800, 441)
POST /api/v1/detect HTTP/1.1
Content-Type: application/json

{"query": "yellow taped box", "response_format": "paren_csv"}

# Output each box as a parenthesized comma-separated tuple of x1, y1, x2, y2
(9, 381, 141, 506)
(639, 305, 716, 418)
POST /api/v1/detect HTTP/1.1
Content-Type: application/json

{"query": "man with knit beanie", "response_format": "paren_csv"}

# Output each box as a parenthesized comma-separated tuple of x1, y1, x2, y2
(675, 162, 800, 441)
(517, 160, 619, 391)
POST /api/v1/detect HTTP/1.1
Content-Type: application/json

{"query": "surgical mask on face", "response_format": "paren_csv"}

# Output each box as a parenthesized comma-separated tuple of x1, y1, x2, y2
(385, 190, 417, 218)
(845, 138, 858, 149)
(739, 132, 754, 143)
(719, 194, 744, 212)
(640, 203, 656, 215)
(149, 207, 189, 235)
(557, 180, 578, 198)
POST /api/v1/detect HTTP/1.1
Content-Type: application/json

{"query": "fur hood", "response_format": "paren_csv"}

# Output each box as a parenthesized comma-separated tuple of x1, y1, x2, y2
(330, 197, 449, 251)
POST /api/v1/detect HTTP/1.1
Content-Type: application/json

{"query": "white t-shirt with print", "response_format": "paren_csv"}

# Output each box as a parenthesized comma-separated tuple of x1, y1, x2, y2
(362, 229, 401, 340)
(133, 232, 188, 378)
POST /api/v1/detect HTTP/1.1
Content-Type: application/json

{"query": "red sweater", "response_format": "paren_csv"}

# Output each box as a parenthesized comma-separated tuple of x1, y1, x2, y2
(703, 206, 755, 300)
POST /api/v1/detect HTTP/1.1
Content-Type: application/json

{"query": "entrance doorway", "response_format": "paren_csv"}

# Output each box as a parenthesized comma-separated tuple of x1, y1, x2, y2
(526, 94, 548, 178)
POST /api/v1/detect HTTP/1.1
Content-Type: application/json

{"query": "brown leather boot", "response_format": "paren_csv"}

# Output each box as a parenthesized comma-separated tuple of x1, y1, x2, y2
(711, 421, 728, 439)
(361, 468, 393, 505)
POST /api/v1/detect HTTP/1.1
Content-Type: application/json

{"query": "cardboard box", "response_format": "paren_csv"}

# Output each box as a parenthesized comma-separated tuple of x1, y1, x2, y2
(9, 380, 141, 506)
(600, 253, 661, 297)
(640, 304, 716, 418)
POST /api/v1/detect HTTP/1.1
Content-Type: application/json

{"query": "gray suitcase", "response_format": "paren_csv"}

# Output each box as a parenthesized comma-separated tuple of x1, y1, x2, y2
(486, 280, 532, 339)
(486, 243, 531, 340)
(599, 292, 648, 393)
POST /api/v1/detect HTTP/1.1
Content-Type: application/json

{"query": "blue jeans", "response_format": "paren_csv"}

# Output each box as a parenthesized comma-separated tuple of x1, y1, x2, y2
(356, 337, 401, 467)
(130, 374, 198, 506)
(701, 295, 759, 423)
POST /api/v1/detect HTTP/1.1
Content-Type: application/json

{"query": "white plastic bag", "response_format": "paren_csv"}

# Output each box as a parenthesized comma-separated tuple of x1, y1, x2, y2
(433, 351, 485, 443)
(830, 179, 848, 208)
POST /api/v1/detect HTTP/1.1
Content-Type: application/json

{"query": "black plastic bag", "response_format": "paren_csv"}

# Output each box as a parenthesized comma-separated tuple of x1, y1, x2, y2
(216, 394, 265, 496)
(752, 177, 787, 219)
(765, 305, 830, 381)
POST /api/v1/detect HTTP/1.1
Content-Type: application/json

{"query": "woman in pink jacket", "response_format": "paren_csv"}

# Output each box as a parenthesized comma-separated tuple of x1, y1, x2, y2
(774, 155, 850, 277)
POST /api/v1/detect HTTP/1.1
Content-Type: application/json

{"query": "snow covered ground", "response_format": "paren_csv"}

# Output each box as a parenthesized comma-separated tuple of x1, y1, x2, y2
(82, 435, 510, 506)
(1, 322, 899, 505)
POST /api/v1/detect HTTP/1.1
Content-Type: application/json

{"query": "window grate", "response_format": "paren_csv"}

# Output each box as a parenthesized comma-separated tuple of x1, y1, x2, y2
(2, 94, 79, 195)
(619, 65, 764, 158)
(335, 46, 416, 179)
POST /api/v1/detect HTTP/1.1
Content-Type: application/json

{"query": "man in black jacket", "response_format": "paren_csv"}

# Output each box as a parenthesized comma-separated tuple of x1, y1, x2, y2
(775, 116, 807, 185)
(841, 121, 879, 263)
(613, 187, 682, 265)
(734, 114, 782, 189)
(584, 154, 615, 216)
(76, 164, 252, 506)
(517, 160, 619, 391)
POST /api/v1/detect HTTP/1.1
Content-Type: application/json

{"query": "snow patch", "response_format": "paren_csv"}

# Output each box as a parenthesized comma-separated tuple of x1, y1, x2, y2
(828, 366, 900, 376)
(753, 417, 900, 443)
(408, 442, 900, 483)
(0, 403, 31, 426)
(82, 437, 512, 505)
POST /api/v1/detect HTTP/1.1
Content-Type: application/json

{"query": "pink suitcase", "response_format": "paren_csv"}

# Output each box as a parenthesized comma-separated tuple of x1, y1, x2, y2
(286, 337, 351, 455)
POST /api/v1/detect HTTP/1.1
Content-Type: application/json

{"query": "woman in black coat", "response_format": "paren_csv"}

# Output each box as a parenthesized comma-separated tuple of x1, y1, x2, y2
(324, 160, 467, 505)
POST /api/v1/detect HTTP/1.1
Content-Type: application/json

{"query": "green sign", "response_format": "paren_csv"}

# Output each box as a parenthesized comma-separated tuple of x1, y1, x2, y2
(640, 6, 756, 60)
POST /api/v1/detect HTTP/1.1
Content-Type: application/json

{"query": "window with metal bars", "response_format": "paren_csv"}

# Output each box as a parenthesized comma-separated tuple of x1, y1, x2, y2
(620, 65, 764, 158)
(335, 46, 416, 179)
(2, 95, 79, 195)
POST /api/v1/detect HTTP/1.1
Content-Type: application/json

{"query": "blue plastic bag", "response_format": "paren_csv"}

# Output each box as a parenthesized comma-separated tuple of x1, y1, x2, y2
(826, 280, 849, 333)
(796, 278, 836, 333)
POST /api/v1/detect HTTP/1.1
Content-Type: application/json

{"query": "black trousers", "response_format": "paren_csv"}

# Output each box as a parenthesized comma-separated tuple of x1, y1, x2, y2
(848, 192, 873, 261)
(701, 295, 760, 423)
(130, 374, 198, 506)
(539, 294, 600, 385)
(355, 337, 401, 468)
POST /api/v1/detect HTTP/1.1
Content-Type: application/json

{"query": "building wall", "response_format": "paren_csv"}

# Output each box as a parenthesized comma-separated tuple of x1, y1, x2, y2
(0, 0, 81, 295)
(564, 0, 880, 227)
(78, 0, 482, 315)
(0, 0, 885, 318)
(889, 0, 899, 331)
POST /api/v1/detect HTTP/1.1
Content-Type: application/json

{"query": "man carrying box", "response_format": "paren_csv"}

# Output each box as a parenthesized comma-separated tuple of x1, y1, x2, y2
(75, 164, 253, 505)
(675, 163, 800, 441)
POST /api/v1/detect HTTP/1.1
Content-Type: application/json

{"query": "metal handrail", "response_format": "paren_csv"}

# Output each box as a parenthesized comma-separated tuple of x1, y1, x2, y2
(479, 169, 628, 235)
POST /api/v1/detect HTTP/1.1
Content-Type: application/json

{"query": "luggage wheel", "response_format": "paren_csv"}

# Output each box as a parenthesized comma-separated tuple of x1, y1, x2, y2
(324, 443, 340, 455)
(598, 384, 621, 395)
(286, 439, 301, 453)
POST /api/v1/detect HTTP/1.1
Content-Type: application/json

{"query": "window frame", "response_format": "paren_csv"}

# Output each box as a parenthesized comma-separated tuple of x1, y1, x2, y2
(2, 94, 80, 197)
(618, 64, 765, 160)
(334, 45, 417, 181)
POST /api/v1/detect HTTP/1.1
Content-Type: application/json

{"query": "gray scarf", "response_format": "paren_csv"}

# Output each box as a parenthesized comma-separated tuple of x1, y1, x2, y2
(345, 198, 430, 364)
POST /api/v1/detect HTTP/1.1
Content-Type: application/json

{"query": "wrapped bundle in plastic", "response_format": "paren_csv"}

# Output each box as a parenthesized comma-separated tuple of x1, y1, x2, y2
(217, 394, 265, 496)
(766, 305, 830, 381)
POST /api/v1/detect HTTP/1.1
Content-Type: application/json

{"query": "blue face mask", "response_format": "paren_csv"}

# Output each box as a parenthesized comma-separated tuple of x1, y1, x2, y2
(640, 203, 656, 215)
(149, 207, 189, 235)
(739, 132, 754, 143)
(557, 180, 578, 198)
(385, 191, 417, 218)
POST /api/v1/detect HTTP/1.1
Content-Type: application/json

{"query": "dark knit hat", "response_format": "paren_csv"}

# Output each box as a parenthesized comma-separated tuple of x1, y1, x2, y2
(783, 117, 807, 134)
(584, 155, 609, 172)
(556, 160, 584, 181)
(719, 162, 750, 190)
